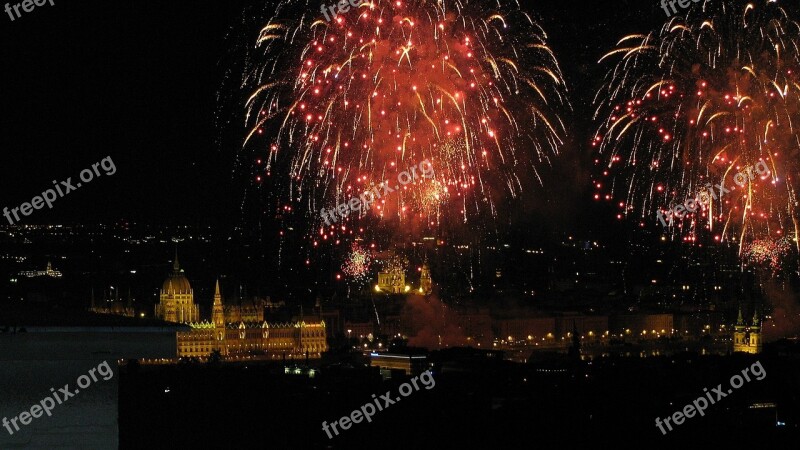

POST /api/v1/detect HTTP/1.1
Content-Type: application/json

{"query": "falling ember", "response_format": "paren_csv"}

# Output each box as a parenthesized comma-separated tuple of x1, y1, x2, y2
(594, 0, 800, 262)
(240, 0, 569, 241)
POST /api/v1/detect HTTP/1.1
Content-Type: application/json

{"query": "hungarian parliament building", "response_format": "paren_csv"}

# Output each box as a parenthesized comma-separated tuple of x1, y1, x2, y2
(154, 256, 328, 359)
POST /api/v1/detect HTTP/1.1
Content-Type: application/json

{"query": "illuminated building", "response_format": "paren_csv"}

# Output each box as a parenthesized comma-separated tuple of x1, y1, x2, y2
(610, 313, 674, 338)
(377, 267, 405, 293)
(344, 321, 374, 340)
(154, 254, 199, 324)
(419, 263, 433, 294)
(370, 352, 428, 376)
(88, 287, 134, 318)
(733, 307, 762, 354)
(176, 279, 328, 359)
(497, 317, 556, 342)
(376, 261, 434, 294)
(18, 261, 62, 278)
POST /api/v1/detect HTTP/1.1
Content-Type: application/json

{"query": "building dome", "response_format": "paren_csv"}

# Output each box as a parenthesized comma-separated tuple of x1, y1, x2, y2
(162, 254, 192, 295)
(163, 274, 192, 295)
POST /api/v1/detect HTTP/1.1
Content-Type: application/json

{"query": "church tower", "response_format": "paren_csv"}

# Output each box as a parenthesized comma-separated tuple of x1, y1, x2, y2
(212, 279, 227, 352)
(213, 279, 225, 328)
(419, 263, 433, 295)
(749, 309, 762, 354)
(733, 305, 747, 352)
(733, 305, 762, 354)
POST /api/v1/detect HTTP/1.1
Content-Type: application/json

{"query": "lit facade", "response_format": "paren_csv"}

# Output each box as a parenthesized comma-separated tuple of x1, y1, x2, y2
(733, 307, 762, 354)
(377, 267, 405, 293)
(89, 300, 134, 318)
(154, 255, 199, 324)
(176, 280, 328, 359)
(18, 261, 62, 278)
(419, 263, 432, 294)
(370, 352, 428, 375)
(376, 262, 434, 294)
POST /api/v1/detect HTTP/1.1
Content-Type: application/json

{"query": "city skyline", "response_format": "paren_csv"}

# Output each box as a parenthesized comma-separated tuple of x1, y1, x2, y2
(2, 0, 800, 448)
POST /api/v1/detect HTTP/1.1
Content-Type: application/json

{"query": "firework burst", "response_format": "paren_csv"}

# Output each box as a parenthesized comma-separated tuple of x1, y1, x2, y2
(594, 0, 800, 258)
(342, 243, 372, 282)
(744, 237, 792, 273)
(242, 0, 568, 240)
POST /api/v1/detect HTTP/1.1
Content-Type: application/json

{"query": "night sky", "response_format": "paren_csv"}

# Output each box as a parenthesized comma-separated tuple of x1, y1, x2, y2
(4, 5, 800, 448)
(0, 0, 673, 236)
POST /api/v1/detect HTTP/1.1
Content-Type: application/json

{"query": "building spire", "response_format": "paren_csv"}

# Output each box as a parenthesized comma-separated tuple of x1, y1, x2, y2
(173, 248, 180, 273)
(212, 278, 225, 328)
(213, 278, 222, 306)
(737, 305, 744, 326)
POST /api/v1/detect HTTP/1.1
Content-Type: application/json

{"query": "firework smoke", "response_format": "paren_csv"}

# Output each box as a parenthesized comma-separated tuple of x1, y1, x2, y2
(403, 294, 466, 348)
(762, 280, 800, 340)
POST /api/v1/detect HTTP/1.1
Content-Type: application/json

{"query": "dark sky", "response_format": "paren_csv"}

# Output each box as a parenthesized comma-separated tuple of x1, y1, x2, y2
(0, 0, 665, 232)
